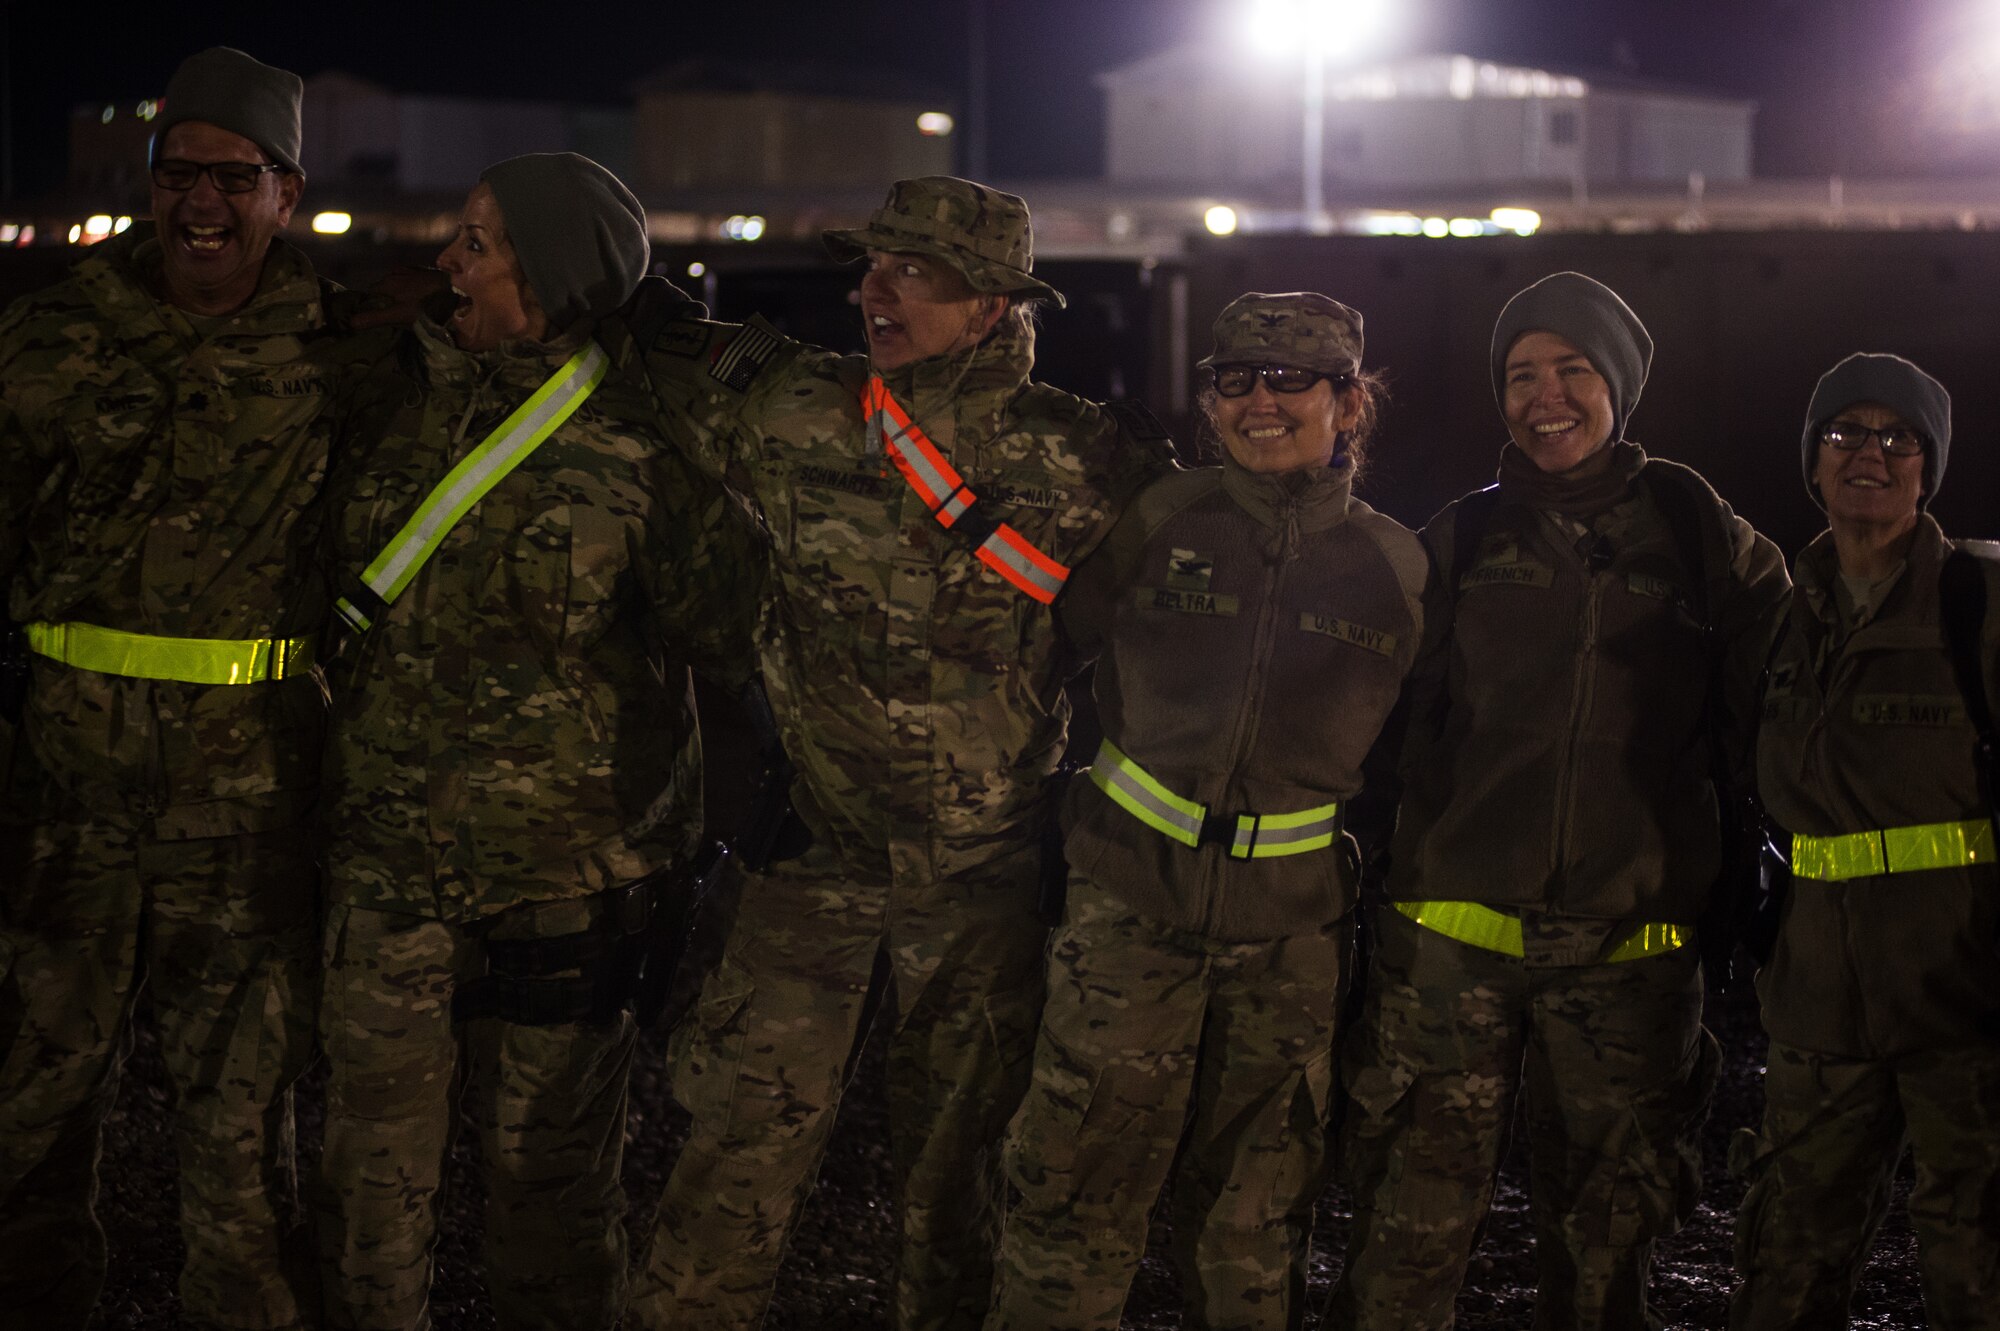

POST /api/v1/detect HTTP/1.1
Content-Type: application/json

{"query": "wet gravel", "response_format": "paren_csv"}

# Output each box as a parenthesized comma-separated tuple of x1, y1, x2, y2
(94, 961, 1932, 1329)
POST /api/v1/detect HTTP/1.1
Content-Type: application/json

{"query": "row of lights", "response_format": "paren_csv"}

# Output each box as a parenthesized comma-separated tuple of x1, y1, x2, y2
(101, 100, 162, 124)
(65, 214, 134, 244)
(1202, 205, 1543, 237)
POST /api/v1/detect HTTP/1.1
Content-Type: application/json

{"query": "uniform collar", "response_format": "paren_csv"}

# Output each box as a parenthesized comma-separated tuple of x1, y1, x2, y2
(75, 230, 324, 342)
(869, 316, 1034, 462)
(413, 306, 596, 390)
(1796, 512, 1951, 630)
(1218, 450, 1354, 533)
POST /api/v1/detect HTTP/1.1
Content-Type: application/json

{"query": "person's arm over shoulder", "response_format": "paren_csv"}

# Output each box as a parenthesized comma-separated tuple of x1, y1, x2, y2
(633, 303, 815, 501)
(1059, 466, 1209, 667)
(642, 445, 768, 693)
(1715, 497, 1792, 782)
(1346, 503, 1439, 862)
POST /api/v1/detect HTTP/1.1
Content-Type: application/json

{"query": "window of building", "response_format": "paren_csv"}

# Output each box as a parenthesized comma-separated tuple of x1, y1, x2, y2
(1549, 109, 1579, 146)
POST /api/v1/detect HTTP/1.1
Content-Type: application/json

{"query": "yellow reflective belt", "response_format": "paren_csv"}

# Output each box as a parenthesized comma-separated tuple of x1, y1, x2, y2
(25, 621, 314, 685)
(1393, 900, 1686, 962)
(1087, 739, 1340, 859)
(1790, 819, 1997, 882)
(335, 341, 609, 633)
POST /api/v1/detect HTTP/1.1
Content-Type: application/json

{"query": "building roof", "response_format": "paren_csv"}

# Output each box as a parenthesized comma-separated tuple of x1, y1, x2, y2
(1096, 44, 1754, 111)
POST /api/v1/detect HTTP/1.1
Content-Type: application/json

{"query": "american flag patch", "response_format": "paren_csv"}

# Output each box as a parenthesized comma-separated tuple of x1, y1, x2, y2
(710, 323, 782, 390)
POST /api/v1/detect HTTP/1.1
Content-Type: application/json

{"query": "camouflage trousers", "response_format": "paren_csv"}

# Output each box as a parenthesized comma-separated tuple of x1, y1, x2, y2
(1729, 1038, 2000, 1331)
(0, 797, 318, 1331)
(627, 838, 1047, 1331)
(987, 874, 1350, 1331)
(1329, 907, 1716, 1331)
(313, 899, 639, 1331)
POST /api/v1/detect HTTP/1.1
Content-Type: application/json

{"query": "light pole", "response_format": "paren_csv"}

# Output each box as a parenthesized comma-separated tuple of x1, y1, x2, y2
(1246, 0, 1390, 234)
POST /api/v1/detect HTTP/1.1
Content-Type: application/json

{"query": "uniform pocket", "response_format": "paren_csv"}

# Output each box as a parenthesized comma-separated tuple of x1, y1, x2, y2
(668, 960, 755, 1137)
(1604, 1024, 1722, 1245)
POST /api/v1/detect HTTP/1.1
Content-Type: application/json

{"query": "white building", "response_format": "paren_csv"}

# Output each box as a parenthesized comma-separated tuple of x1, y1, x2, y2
(1098, 48, 1755, 191)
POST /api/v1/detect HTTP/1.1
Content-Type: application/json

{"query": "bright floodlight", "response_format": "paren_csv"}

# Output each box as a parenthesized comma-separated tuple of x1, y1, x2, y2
(687, 261, 706, 277)
(311, 211, 353, 236)
(113, 216, 132, 234)
(1490, 207, 1541, 236)
(84, 214, 113, 237)
(1205, 204, 1240, 235)
(1245, 0, 1390, 59)
(916, 111, 955, 137)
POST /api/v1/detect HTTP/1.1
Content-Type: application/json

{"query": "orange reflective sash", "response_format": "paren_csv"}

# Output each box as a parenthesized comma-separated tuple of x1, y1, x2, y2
(861, 376, 1070, 604)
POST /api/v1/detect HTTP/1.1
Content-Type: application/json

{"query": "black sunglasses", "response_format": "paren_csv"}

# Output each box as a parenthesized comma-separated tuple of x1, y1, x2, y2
(1210, 365, 1347, 398)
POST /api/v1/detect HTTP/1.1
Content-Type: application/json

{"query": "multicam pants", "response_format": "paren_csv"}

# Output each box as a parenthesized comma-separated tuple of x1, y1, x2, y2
(313, 898, 639, 1331)
(626, 838, 1047, 1331)
(1329, 906, 1717, 1331)
(0, 797, 318, 1331)
(1730, 1038, 2000, 1331)
(986, 874, 1350, 1331)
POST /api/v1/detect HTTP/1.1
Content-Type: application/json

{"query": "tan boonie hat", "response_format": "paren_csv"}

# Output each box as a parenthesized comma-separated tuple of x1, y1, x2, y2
(823, 175, 1065, 308)
(1197, 291, 1363, 376)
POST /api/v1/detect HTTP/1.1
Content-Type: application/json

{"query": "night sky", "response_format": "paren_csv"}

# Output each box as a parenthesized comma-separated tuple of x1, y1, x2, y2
(3, 0, 1991, 198)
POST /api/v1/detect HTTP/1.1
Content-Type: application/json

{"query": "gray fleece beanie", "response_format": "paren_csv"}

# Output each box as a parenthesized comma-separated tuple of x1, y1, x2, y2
(1491, 271, 1654, 443)
(479, 153, 649, 330)
(1801, 353, 1951, 511)
(154, 47, 303, 175)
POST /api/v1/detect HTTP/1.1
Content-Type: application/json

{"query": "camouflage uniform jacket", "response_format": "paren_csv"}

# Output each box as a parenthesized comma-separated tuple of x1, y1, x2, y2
(663, 316, 1174, 884)
(0, 232, 380, 838)
(321, 311, 761, 922)
(1059, 457, 1424, 941)
(1391, 452, 1790, 939)
(1756, 517, 2000, 1058)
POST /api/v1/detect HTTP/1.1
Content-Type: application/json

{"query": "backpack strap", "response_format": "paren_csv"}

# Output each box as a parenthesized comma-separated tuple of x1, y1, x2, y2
(1446, 484, 1504, 598)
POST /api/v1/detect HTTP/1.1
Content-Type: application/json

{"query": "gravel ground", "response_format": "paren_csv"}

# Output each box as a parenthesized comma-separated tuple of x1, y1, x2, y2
(92, 957, 1932, 1330)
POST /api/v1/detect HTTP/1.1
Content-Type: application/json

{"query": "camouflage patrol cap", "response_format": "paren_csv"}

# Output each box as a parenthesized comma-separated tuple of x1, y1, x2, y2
(823, 176, 1065, 308)
(1197, 292, 1364, 376)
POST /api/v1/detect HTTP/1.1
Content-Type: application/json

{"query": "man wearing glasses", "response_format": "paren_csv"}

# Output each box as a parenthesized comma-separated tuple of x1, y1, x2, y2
(0, 47, 375, 1329)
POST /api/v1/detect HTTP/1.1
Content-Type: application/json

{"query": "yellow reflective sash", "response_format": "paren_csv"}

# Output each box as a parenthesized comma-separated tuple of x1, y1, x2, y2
(335, 341, 609, 632)
(1790, 819, 1997, 882)
(861, 376, 1071, 604)
(1392, 900, 1686, 963)
(24, 621, 314, 685)
(1086, 738, 1340, 859)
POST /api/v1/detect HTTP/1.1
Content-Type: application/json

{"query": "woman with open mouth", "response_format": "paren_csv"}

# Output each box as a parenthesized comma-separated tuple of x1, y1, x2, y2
(1731, 354, 2000, 1331)
(1329, 271, 1790, 1330)
(310, 152, 757, 1331)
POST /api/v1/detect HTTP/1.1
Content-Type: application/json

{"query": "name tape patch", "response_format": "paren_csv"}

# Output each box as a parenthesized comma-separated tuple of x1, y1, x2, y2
(1298, 613, 1398, 656)
(1461, 561, 1555, 591)
(1140, 587, 1239, 616)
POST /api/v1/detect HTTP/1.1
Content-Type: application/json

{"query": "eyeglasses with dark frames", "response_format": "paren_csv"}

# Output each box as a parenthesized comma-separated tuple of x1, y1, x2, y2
(150, 159, 288, 194)
(1819, 421, 1925, 458)
(1210, 365, 1349, 398)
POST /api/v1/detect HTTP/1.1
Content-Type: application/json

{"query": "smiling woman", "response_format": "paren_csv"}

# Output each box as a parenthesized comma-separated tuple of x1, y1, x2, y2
(987, 291, 1427, 1330)
(1732, 353, 2000, 1331)
(1329, 271, 1793, 1330)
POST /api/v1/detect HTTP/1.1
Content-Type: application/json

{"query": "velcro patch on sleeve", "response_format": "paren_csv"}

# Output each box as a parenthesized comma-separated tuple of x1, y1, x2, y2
(709, 322, 782, 391)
